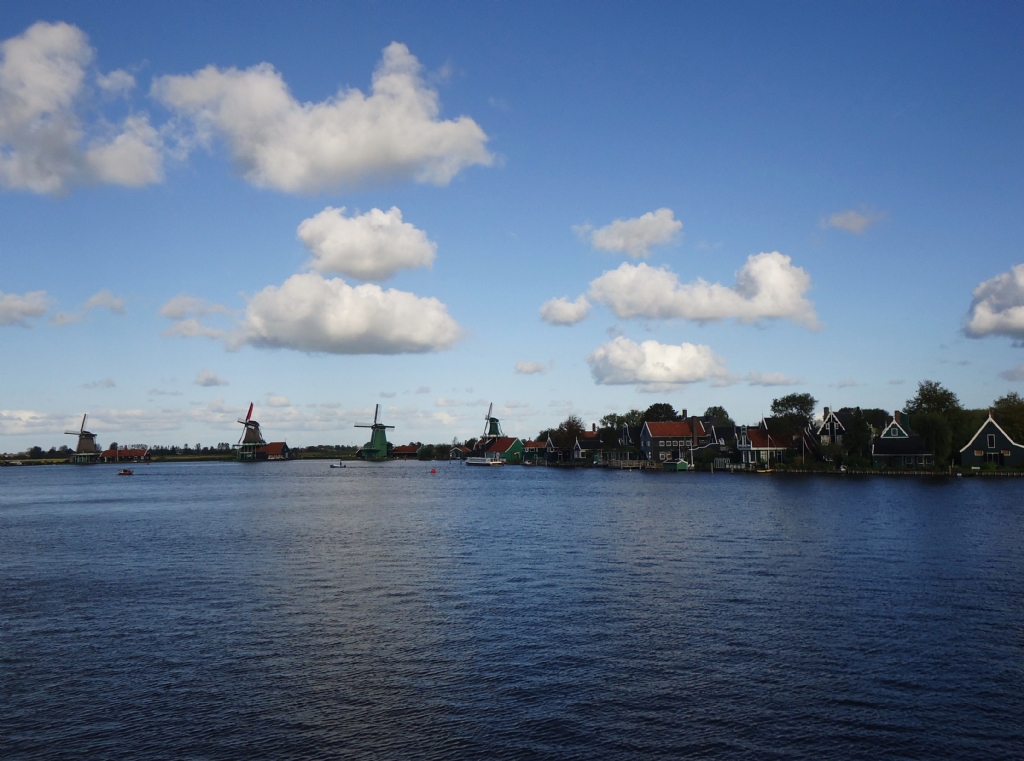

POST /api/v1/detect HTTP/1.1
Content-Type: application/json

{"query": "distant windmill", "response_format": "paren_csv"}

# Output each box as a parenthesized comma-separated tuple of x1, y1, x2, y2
(64, 414, 99, 459)
(482, 402, 502, 439)
(355, 404, 394, 461)
(235, 403, 266, 461)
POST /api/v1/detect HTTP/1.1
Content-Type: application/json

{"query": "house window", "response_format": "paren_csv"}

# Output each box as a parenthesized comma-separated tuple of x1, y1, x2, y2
(987, 434, 996, 449)
(671, 440, 678, 447)
(975, 450, 984, 457)
(1002, 450, 1011, 456)
(659, 452, 667, 461)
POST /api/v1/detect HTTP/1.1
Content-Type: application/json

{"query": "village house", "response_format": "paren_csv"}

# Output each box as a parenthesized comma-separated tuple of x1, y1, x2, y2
(521, 440, 547, 464)
(391, 444, 420, 459)
(449, 445, 471, 460)
(871, 411, 933, 468)
(257, 442, 292, 461)
(573, 429, 603, 464)
(959, 412, 1024, 468)
(639, 415, 713, 463)
(99, 446, 150, 463)
(736, 421, 789, 467)
(476, 436, 523, 463)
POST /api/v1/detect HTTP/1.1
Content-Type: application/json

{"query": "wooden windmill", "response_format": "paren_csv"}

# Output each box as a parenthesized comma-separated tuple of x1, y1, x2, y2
(355, 404, 394, 461)
(64, 414, 99, 463)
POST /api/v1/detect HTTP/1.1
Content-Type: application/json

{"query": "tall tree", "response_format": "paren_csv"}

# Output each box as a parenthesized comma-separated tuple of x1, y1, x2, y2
(549, 414, 585, 451)
(770, 393, 817, 427)
(840, 407, 873, 460)
(905, 380, 962, 418)
(914, 413, 952, 465)
(643, 403, 681, 422)
(993, 392, 1024, 443)
(703, 406, 734, 424)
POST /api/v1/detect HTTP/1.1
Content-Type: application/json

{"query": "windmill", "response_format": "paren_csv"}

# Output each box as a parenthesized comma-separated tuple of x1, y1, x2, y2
(235, 403, 266, 460)
(355, 404, 394, 461)
(482, 402, 502, 439)
(65, 414, 99, 462)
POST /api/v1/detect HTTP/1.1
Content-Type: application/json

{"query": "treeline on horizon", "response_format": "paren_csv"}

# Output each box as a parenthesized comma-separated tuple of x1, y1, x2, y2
(7, 381, 1024, 467)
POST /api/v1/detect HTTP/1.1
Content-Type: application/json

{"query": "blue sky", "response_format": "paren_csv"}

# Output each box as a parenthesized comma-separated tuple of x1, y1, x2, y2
(2, 1, 1023, 450)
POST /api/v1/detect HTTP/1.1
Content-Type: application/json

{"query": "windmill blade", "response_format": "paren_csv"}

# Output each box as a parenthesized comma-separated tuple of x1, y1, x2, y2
(486, 402, 492, 420)
(245, 403, 254, 422)
(374, 404, 379, 425)
(80, 414, 87, 433)
(64, 429, 79, 435)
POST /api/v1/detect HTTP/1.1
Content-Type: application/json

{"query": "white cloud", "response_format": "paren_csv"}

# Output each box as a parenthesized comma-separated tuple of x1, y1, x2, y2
(52, 288, 126, 325)
(964, 264, 1024, 340)
(160, 294, 230, 338)
(163, 318, 226, 339)
(586, 337, 728, 387)
(298, 206, 436, 281)
(82, 377, 115, 389)
(96, 68, 134, 95)
(159, 294, 231, 320)
(576, 208, 682, 258)
(194, 369, 229, 387)
(0, 22, 162, 193)
(829, 378, 863, 388)
(515, 361, 547, 375)
(232, 272, 462, 354)
(999, 366, 1024, 382)
(0, 409, 66, 435)
(820, 209, 883, 234)
(539, 295, 589, 325)
(0, 290, 48, 325)
(267, 394, 290, 408)
(587, 252, 820, 329)
(745, 372, 803, 387)
(379, 391, 396, 398)
(152, 42, 492, 193)
(435, 397, 463, 407)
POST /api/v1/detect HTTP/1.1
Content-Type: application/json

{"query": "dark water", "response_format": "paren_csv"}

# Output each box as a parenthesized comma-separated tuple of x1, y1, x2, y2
(2, 461, 1023, 759)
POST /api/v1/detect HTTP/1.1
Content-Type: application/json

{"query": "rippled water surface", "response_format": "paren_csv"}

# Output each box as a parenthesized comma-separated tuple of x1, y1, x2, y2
(2, 461, 1023, 759)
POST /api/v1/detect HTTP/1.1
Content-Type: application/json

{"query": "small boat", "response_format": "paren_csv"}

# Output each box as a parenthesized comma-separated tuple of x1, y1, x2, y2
(465, 457, 503, 466)
(117, 469, 134, 476)
(329, 462, 346, 469)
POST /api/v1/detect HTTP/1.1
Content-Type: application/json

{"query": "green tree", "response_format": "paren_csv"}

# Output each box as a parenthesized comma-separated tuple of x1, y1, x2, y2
(28, 445, 43, 459)
(770, 393, 817, 424)
(914, 413, 952, 465)
(551, 414, 585, 451)
(418, 444, 435, 460)
(703, 406, 734, 424)
(905, 380, 962, 418)
(642, 403, 681, 423)
(840, 407, 873, 460)
(993, 392, 1024, 443)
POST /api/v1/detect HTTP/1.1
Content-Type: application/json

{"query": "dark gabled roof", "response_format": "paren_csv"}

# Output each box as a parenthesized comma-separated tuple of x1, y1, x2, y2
(575, 437, 603, 450)
(959, 413, 1024, 452)
(873, 435, 931, 456)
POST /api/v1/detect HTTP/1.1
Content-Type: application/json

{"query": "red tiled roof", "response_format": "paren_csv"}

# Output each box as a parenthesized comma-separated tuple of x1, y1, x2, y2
(484, 437, 519, 453)
(392, 445, 420, 454)
(523, 440, 546, 448)
(451, 445, 471, 453)
(100, 448, 148, 458)
(645, 421, 694, 437)
(579, 430, 600, 439)
(745, 428, 784, 449)
(258, 442, 289, 456)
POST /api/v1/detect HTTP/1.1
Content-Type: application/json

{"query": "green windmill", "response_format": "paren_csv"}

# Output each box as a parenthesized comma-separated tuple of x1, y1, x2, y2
(483, 402, 502, 439)
(355, 404, 394, 461)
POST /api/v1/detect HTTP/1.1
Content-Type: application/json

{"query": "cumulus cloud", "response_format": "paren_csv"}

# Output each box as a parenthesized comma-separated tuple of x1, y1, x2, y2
(820, 209, 883, 234)
(964, 264, 1024, 341)
(575, 208, 682, 258)
(96, 68, 134, 95)
(52, 288, 126, 325)
(0, 22, 163, 193)
(587, 252, 820, 329)
(745, 372, 803, 387)
(435, 397, 463, 407)
(515, 361, 547, 375)
(586, 337, 728, 387)
(194, 369, 229, 387)
(0, 289, 48, 326)
(152, 42, 492, 193)
(232, 272, 462, 354)
(999, 366, 1024, 382)
(298, 206, 436, 281)
(539, 295, 589, 325)
(267, 394, 290, 407)
(160, 294, 231, 338)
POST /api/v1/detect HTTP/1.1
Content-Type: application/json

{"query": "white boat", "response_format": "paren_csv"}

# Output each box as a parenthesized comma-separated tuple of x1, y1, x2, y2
(329, 462, 346, 468)
(465, 457, 503, 466)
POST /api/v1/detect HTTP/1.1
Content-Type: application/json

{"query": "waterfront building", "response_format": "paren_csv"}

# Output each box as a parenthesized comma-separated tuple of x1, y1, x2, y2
(736, 421, 789, 467)
(871, 411, 934, 468)
(959, 412, 1024, 468)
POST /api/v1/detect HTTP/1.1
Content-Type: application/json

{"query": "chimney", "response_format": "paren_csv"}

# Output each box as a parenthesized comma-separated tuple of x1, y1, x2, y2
(680, 409, 687, 419)
(894, 410, 901, 424)
(823, 406, 829, 418)
(592, 423, 596, 432)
